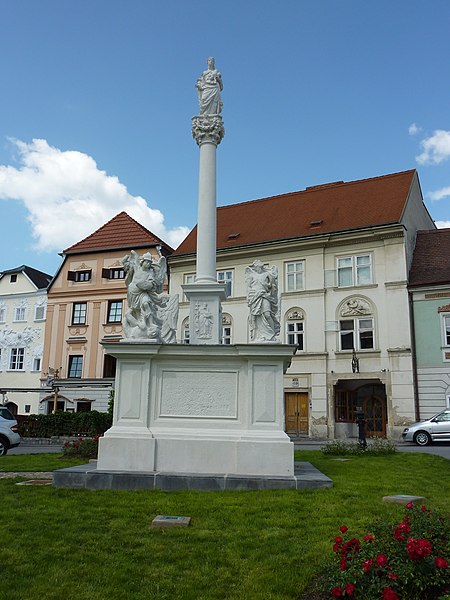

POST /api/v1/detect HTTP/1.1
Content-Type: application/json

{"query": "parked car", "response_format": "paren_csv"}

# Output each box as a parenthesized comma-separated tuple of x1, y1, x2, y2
(0, 406, 21, 455)
(402, 409, 450, 446)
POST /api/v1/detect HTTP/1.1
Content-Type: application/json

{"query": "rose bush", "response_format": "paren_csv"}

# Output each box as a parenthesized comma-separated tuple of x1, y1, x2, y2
(62, 436, 100, 459)
(327, 502, 449, 599)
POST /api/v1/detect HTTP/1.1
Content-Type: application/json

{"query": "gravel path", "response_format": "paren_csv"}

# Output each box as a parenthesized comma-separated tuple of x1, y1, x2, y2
(0, 472, 53, 479)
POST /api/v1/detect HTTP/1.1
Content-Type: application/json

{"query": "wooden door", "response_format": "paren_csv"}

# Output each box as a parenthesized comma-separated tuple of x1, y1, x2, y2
(285, 392, 309, 435)
(362, 395, 386, 437)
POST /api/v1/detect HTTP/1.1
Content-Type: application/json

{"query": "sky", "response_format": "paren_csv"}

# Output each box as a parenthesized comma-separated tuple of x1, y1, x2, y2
(1, 0, 450, 277)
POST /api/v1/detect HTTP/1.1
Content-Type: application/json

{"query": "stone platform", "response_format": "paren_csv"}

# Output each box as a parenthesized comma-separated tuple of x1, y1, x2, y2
(53, 461, 332, 491)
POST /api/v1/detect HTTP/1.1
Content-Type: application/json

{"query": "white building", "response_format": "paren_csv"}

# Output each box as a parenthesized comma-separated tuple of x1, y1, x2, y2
(169, 169, 435, 440)
(0, 265, 52, 415)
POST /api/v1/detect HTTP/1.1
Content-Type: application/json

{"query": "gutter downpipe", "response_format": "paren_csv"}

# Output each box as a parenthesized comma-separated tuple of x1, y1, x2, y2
(408, 289, 421, 422)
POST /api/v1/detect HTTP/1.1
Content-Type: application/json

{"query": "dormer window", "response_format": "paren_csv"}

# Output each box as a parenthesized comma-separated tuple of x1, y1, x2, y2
(67, 270, 92, 282)
(102, 268, 125, 280)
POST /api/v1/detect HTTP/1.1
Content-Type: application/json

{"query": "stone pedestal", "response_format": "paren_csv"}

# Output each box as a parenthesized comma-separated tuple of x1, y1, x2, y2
(97, 342, 295, 477)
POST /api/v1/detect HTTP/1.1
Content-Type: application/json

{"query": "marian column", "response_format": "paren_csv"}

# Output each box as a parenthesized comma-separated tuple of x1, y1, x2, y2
(183, 57, 227, 344)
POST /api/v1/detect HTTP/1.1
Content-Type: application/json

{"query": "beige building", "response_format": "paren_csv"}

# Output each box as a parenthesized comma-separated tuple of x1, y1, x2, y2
(169, 169, 435, 440)
(41, 212, 173, 413)
(0, 265, 52, 415)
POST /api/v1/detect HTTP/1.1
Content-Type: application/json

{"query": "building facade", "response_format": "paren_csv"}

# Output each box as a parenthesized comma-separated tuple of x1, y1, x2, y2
(169, 170, 435, 439)
(40, 212, 173, 413)
(409, 229, 450, 420)
(0, 265, 52, 415)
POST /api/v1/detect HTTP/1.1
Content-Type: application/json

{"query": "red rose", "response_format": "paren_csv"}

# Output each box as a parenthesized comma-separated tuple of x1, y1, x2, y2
(405, 501, 414, 509)
(335, 536, 343, 544)
(363, 534, 374, 542)
(340, 525, 348, 534)
(331, 586, 343, 597)
(421, 505, 427, 512)
(362, 559, 373, 573)
(376, 553, 388, 567)
(382, 588, 400, 600)
(388, 572, 398, 580)
(340, 558, 347, 571)
(345, 583, 355, 595)
(406, 537, 432, 561)
(435, 557, 449, 569)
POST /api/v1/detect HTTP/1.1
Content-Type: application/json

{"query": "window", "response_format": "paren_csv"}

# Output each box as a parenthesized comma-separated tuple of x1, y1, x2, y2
(72, 302, 87, 325)
(0, 307, 5, 322)
(182, 318, 190, 344)
(287, 321, 304, 350)
(337, 254, 372, 287)
(221, 316, 232, 344)
(340, 318, 374, 350)
(335, 390, 357, 423)
(24, 404, 31, 414)
(68, 355, 83, 378)
(183, 273, 195, 301)
(102, 268, 125, 279)
(107, 300, 123, 323)
(9, 348, 25, 370)
(443, 315, 450, 346)
(10, 274, 17, 283)
(103, 355, 117, 378)
(34, 305, 46, 321)
(285, 261, 305, 292)
(14, 306, 26, 321)
(67, 270, 92, 282)
(32, 357, 42, 371)
(217, 270, 233, 297)
(76, 401, 92, 412)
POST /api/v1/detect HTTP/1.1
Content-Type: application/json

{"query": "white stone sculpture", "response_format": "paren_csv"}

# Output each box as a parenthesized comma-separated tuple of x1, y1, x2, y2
(245, 260, 280, 343)
(195, 302, 213, 339)
(341, 298, 371, 316)
(122, 251, 179, 343)
(196, 57, 223, 116)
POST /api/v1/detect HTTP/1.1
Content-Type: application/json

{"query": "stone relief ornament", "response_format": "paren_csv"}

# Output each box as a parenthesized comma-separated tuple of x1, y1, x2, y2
(192, 115, 225, 146)
(122, 250, 179, 343)
(287, 309, 304, 321)
(0, 327, 40, 347)
(195, 302, 213, 339)
(196, 57, 223, 116)
(340, 298, 371, 317)
(245, 260, 280, 343)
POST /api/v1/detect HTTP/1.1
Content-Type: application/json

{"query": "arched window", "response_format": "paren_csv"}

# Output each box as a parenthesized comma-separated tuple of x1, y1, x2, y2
(338, 297, 375, 351)
(285, 308, 305, 351)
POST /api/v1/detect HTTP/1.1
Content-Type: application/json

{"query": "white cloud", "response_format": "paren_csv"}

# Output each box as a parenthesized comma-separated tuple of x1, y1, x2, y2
(435, 220, 450, 228)
(0, 138, 190, 252)
(416, 129, 450, 165)
(428, 186, 450, 202)
(408, 123, 421, 136)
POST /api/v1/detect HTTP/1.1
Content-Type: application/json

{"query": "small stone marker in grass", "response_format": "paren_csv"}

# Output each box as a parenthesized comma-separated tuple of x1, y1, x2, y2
(382, 494, 426, 505)
(151, 515, 191, 529)
(16, 480, 53, 486)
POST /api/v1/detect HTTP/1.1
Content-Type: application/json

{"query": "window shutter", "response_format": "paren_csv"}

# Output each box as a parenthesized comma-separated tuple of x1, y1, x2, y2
(67, 271, 76, 281)
(102, 268, 111, 279)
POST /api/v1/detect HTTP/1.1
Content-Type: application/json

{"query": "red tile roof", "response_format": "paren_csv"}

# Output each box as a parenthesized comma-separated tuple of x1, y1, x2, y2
(173, 169, 417, 256)
(63, 212, 174, 255)
(409, 228, 450, 287)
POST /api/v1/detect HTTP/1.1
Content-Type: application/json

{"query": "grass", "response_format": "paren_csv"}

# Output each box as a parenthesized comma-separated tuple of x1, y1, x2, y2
(0, 451, 449, 600)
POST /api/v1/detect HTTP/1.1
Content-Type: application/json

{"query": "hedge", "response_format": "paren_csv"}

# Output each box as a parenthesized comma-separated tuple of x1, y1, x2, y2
(17, 411, 112, 438)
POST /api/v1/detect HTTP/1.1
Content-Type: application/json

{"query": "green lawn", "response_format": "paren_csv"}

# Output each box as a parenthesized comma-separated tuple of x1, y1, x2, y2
(0, 450, 448, 600)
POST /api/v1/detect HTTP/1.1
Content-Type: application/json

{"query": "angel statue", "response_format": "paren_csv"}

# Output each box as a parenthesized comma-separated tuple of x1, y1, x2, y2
(121, 251, 179, 343)
(196, 57, 223, 116)
(245, 260, 280, 343)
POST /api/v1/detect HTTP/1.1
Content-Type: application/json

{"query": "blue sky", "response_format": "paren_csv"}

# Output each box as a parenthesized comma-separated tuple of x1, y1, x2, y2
(1, 0, 450, 276)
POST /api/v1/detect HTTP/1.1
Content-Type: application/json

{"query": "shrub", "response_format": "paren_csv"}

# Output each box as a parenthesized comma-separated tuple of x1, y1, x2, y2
(17, 411, 112, 438)
(327, 503, 450, 599)
(62, 436, 100, 459)
(322, 439, 397, 457)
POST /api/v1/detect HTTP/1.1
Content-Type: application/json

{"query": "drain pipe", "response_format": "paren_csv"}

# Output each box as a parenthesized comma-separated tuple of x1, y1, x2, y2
(408, 290, 420, 422)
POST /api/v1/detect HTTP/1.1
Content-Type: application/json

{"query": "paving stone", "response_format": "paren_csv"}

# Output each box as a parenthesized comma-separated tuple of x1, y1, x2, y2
(382, 494, 426, 505)
(16, 479, 53, 486)
(151, 515, 191, 528)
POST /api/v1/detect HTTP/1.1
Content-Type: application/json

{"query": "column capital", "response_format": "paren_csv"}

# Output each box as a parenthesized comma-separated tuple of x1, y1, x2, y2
(192, 115, 225, 146)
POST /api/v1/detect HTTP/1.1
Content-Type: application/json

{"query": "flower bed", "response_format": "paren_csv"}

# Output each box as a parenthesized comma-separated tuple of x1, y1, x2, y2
(327, 503, 449, 599)
(62, 436, 100, 459)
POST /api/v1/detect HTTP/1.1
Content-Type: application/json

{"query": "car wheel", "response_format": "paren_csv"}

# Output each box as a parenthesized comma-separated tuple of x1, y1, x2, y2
(0, 437, 9, 456)
(414, 431, 432, 446)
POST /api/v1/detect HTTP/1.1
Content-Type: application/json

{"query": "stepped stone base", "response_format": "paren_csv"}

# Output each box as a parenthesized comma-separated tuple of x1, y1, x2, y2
(53, 461, 332, 491)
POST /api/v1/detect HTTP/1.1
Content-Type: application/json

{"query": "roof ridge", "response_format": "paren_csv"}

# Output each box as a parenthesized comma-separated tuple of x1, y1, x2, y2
(217, 169, 416, 211)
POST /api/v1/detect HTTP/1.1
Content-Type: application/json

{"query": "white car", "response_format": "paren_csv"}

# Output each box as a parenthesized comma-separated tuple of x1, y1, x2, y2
(0, 406, 21, 455)
(402, 409, 450, 446)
